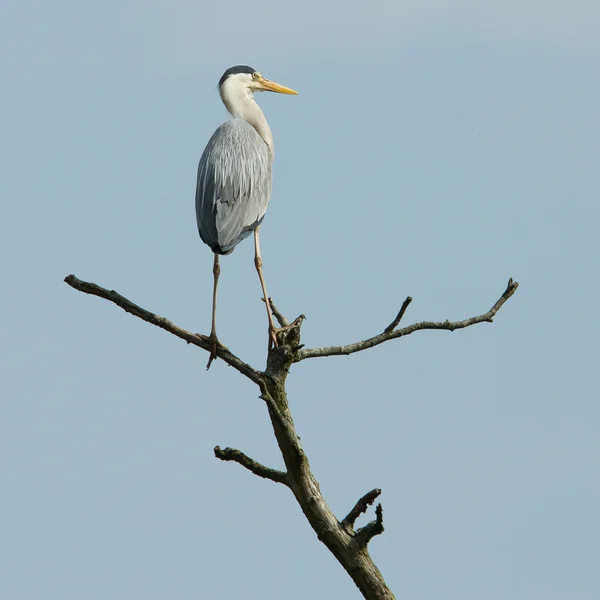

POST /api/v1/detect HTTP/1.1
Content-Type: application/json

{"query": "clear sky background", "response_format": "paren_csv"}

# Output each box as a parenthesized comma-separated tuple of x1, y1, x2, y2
(1, 1, 599, 598)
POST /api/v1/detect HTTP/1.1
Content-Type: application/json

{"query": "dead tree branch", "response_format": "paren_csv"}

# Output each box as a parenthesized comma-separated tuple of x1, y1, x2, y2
(384, 296, 412, 333)
(343, 488, 382, 529)
(63, 274, 263, 386)
(214, 446, 288, 485)
(65, 271, 519, 600)
(356, 504, 385, 547)
(267, 297, 289, 327)
(296, 278, 518, 361)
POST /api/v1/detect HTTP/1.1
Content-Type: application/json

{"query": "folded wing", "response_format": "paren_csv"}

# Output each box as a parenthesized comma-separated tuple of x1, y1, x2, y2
(196, 119, 273, 255)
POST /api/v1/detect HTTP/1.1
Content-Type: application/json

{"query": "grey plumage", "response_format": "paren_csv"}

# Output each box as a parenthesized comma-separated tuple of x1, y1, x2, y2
(195, 119, 272, 255)
(197, 66, 297, 367)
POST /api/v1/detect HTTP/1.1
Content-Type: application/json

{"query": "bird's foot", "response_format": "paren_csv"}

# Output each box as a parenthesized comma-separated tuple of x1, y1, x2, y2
(267, 315, 306, 351)
(268, 325, 279, 351)
(206, 334, 221, 370)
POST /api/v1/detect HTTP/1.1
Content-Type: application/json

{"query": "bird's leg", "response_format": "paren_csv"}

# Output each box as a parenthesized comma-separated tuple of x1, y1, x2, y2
(207, 252, 221, 370)
(253, 227, 278, 350)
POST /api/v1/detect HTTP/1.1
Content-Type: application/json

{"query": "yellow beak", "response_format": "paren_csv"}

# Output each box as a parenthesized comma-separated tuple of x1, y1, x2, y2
(258, 77, 298, 95)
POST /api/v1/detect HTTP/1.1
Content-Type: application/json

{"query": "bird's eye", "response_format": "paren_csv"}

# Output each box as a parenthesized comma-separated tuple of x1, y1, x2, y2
(252, 72, 260, 80)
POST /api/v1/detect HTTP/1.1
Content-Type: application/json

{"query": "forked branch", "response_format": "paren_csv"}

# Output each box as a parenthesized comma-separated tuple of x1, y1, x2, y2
(296, 278, 518, 361)
(356, 504, 385, 547)
(65, 272, 518, 600)
(343, 488, 382, 529)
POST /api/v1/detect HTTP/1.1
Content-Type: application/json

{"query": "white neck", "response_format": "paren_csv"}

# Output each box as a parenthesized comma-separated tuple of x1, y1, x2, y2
(219, 79, 274, 156)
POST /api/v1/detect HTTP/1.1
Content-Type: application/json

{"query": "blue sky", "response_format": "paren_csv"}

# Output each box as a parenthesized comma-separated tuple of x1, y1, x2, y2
(1, 1, 599, 598)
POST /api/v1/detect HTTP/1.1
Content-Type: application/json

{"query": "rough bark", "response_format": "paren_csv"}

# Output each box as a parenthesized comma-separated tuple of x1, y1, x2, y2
(64, 274, 518, 600)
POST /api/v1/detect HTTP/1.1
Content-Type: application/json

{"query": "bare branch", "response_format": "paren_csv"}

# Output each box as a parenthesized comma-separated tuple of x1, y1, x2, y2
(268, 298, 289, 327)
(256, 381, 304, 466)
(214, 446, 288, 485)
(342, 489, 382, 529)
(355, 504, 384, 547)
(296, 278, 518, 361)
(66, 270, 518, 600)
(384, 296, 412, 333)
(64, 274, 264, 386)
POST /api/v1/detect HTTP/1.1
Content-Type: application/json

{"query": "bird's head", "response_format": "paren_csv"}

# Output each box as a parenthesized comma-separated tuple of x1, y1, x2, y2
(218, 65, 298, 106)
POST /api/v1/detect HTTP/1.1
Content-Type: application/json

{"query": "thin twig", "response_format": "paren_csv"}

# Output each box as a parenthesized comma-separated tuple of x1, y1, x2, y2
(64, 274, 264, 386)
(342, 489, 382, 529)
(296, 278, 518, 361)
(214, 446, 288, 485)
(355, 504, 384, 547)
(268, 298, 289, 327)
(384, 297, 412, 333)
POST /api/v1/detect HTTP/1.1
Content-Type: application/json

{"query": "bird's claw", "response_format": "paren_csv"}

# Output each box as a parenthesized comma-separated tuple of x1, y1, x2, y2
(268, 326, 279, 351)
(206, 334, 220, 370)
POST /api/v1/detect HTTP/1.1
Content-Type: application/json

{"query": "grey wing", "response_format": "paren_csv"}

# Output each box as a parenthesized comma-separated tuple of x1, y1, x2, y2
(195, 120, 272, 255)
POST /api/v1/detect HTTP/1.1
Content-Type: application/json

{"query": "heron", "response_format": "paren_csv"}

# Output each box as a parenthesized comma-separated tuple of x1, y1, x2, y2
(195, 65, 298, 368)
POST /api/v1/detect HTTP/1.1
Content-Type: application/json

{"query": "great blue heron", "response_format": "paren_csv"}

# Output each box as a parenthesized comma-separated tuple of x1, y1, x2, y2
(195, 65, 297, 368)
